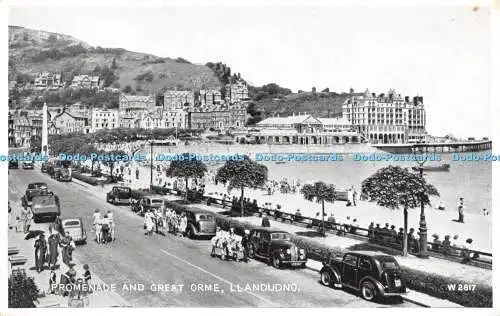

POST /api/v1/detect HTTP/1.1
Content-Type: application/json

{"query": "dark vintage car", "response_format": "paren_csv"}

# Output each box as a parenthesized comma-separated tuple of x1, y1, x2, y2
(320, 251, 409, 301)
(21, 182, 49, 209)
(8, 161, 19, 169)
(131, 195, 164, 216)
(248, 228, 307, 269)
(106, 186, 133, 205)
(54, 168, 72, 182)
(184, 209, 216, 239)
(21, 161, 35, 169)
(32, 192, 61, 222)
(41, 161, 51, 173)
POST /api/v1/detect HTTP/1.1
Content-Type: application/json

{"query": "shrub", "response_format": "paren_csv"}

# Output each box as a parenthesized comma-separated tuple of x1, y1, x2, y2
(134, 70, 154, 83)
(72, 171, 100, 186)
(8, 271, 39, 308)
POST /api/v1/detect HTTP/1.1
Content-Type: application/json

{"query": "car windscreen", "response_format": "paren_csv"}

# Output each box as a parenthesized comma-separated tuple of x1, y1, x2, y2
(271, 233, 290, 240)
(197, 214, 214, 221)
(116, 188, 131, 193)
(64, 221, 80, 226)
(28, 183, 46, 189)
(151, 199, 163, 204)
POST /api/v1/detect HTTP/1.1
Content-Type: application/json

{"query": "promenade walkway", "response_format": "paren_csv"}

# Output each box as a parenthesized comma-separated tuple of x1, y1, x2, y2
(8, 200, 131, 308)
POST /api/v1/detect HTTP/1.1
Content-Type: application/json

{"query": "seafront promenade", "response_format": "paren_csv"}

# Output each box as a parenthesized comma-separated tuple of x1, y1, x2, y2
(101, 158, 491, 254)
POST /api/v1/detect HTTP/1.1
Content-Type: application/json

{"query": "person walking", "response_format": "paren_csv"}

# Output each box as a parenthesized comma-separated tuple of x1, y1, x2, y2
(136, 168, 139, 180)
(8, 202, 12, 230)
(48, 268, 58, 294)
(47, 232, 60, 270)
(457, 197, 465, 223)
(34, 234, 46, 273)
(107, 210, 115, 241)
(24, 207, 34, 233)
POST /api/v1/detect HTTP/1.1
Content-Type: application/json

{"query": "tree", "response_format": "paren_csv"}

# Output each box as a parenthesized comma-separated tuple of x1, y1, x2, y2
(102, 149, 127, 180)
(8, 271, 39, 308)
(300, 181, 336, 235)
(111, 57, 118, 70)
(123, 85, 132, 94)
(312, 87, 316, 93)
(166, 153, 207, 201)
(322, 87, 330, 93)
(361, 166, 439, 256)
(215, 156, 268, 217)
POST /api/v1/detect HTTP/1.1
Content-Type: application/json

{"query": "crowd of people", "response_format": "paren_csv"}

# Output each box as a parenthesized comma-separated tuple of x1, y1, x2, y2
(210, 226, 248, 261)
(143, 208, 188, 237)
(92, 209, 115, 244)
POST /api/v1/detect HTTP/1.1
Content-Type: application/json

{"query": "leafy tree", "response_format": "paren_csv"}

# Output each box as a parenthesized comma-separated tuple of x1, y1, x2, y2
(361, 165, 439, 256)
(166, 153, 207, 201)
(8, 271, 39, 308)
(312, 87, 316, 93)
(111, 57, 118, 70)
(300, 181, 336, 235)
(102, 149, 127, 180)
(123, 85, 133, 94)
(215, 156, 268, 217)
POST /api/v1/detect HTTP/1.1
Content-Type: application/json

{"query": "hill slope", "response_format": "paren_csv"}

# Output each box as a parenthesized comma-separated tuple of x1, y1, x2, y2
(8, 25, 221, 92)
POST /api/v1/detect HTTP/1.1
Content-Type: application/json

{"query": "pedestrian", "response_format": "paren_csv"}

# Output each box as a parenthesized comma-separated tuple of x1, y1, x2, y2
(431, 234, 441, 252)
(352, 189, 358, 207)
(389, 225, 397, 242)
(24, 207, 34, 233)
(107, 210, 115, 241)
(83, 264, 92, 289)
(368, 222, 375, 242)
(461, 238, 475, 264)
(350, 218, 359, 234)
(136, 168, 139, 180)
(442, 235, 452, 255)
(457, 197, 465, 223)
(48, 268, 58, 294)
(261, 216, 270, 227)
(47, 233, 60, 269)
(327, 213, 336, 230)
(396, 228, 404, 245)
(242, 229, 250, 262)
(8, 202, 12, 230)
(101, 215, 111, 243)
(34, 234, 47, 273)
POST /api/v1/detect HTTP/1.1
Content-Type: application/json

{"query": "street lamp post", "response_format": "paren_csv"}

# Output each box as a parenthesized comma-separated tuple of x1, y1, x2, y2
(414, 145, 429, 258)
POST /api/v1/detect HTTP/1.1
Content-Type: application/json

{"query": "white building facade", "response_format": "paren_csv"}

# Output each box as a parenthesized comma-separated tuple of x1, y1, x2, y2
(342, 89, 426, 144)
(91, 109, 120, 132)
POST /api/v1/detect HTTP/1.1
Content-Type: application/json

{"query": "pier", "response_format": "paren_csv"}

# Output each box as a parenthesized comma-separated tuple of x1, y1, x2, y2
(374, 140, 492, 154)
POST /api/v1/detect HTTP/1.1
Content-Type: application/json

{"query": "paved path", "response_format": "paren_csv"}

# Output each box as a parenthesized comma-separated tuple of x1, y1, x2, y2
(8, 168, 417, 308)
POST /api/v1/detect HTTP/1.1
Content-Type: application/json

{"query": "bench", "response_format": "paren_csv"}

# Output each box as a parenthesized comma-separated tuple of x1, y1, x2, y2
(8, 246, 20, 256)
(9, 255, 27, 271)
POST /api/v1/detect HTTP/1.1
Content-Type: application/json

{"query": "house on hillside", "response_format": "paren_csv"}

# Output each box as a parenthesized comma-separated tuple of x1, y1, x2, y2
(34, 72, 64, 90)
(71, 75, 101, 90)
(49, 111, 89, 135)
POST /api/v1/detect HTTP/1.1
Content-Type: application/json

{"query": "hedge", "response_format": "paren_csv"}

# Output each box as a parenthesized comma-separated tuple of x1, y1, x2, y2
(162, 200, 492, 307)
(72, 172, 101, 186)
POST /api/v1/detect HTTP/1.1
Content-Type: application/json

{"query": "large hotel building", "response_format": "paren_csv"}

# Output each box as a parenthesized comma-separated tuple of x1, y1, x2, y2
(342, 89, 426, 144)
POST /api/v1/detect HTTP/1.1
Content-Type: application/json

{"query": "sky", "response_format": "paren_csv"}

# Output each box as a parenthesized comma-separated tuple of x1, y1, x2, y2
(7, 4, 492, 138)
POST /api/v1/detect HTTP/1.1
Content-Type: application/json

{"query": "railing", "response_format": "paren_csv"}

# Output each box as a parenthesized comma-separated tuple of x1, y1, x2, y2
(188, 191, 492, 269)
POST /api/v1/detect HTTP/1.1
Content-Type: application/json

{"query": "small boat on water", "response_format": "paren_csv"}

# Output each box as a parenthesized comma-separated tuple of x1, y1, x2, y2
(411, 163, 450, 172)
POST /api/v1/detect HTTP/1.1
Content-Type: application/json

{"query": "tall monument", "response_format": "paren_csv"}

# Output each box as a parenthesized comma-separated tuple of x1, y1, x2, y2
(42, 102, 49, 157)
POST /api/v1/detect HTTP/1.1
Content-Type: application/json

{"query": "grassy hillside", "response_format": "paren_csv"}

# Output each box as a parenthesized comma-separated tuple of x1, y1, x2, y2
(255, 91, 360, 118)
(8, 26, 221, 93)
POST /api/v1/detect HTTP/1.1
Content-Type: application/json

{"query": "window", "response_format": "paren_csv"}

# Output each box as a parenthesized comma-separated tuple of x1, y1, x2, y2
(359, 258, 372, 270)
(343, 254, 358, 266)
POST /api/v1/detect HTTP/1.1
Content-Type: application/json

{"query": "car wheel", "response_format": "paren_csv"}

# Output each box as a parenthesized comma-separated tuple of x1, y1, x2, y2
(248, 245, 255, 259)
(272, 254, 281, 269)
(33, 215, 39, 224)
(320, 270, 334, 287)
(361, 281, 378, 301)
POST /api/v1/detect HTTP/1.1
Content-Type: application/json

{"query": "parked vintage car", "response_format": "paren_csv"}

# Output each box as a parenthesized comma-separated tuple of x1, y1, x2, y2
(21, 161, 35, 169)
(31, 192, 61, 222)
(184, 209, 216, 239)
(21, 182, 49, 209)
(131, 195, 164, 216)
(106, 186, 133, 205)
(8, 161, 19, 169)
(41, 161, 51, 173)
(61, 218, 87, 244)
(320, 251, 409, 301)
(54, 167, 72, 182)
(248, 227, 307, 269)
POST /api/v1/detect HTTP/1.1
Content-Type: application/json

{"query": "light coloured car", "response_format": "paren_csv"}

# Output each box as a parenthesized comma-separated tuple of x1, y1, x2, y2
(61, 217, 87, 244)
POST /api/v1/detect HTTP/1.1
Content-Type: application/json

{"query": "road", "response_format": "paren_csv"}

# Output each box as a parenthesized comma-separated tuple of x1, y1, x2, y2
(8, 168, 416, 307)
